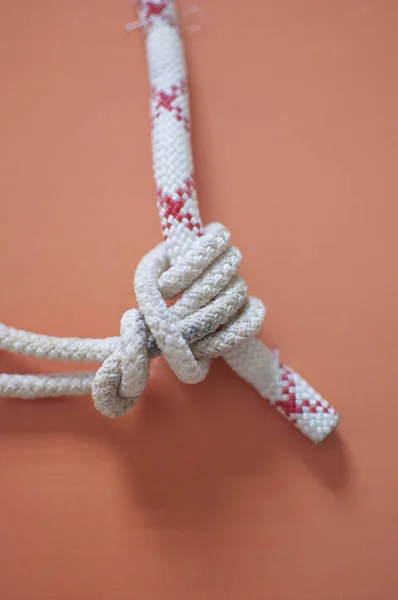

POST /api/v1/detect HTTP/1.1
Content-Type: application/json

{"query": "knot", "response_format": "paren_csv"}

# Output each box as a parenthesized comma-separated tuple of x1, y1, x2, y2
(92, 223, 265, 417)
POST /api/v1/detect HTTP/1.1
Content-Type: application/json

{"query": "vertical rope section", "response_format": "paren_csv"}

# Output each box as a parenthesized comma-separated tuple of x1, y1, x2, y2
(138, 0, 340, 443)
(138, 0, 203, 265)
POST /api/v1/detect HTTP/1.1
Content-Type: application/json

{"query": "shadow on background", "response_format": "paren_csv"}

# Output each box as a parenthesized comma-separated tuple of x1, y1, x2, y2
(0, 351, 352, 529)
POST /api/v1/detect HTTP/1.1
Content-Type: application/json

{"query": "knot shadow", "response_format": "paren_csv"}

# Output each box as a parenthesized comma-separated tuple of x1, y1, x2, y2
(0, 352, 352, 530)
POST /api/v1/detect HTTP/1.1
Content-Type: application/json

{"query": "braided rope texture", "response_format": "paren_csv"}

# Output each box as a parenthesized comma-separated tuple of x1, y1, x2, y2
(0, 0, 340, 444)
(139, 0, 204, 265)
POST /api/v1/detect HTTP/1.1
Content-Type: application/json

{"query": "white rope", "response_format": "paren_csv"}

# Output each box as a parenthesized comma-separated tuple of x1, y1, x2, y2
(92, 224, 264, 417)
(0, 224, 264, 411)
(0, 0, 340, 443)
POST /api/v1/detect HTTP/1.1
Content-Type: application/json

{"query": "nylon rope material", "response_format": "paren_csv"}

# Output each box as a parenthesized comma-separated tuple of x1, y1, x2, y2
(0, 0, 340, 443)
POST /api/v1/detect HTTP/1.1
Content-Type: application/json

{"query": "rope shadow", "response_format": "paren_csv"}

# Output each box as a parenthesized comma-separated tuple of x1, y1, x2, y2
(0, 353, 352, 530)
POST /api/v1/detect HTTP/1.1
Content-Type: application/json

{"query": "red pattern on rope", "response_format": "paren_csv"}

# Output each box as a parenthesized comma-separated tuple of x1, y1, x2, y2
(151, 82, 190, 132)
(275, 364, 329, 419)
(157, 174, 202, 238)
(139, 0, 176, 30)
(144, 1, 168, 20)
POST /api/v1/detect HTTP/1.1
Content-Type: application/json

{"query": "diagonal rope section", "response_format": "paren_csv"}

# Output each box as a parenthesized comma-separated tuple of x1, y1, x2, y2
(0, 0, 340, 443)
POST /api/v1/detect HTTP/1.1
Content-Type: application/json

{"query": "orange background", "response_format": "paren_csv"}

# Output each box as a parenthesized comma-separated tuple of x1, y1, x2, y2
(1, 1, 398, 599)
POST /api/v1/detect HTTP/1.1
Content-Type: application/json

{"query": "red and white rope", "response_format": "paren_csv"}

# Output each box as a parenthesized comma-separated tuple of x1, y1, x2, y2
(137, 0, 339, 442)
(0, 0, 340, 443)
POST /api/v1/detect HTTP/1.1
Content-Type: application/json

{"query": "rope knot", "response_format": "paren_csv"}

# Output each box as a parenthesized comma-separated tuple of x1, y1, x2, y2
(92, 223, 265, 417)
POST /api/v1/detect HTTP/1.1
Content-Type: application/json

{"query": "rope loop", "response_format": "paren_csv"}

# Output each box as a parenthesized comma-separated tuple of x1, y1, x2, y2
(92, 223, 265, 417)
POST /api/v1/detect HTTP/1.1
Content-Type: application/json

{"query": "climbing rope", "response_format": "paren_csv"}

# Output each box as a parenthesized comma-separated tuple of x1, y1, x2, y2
(0, 0, 339, 443)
